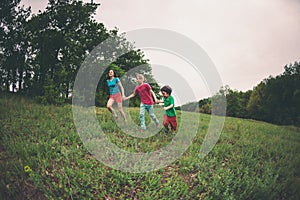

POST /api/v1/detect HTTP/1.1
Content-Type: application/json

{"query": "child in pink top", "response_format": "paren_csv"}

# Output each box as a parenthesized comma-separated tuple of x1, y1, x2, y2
(124, 74, 160, 131)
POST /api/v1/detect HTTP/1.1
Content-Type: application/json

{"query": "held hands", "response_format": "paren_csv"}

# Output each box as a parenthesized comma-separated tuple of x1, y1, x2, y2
(155, 99, 163, 104)
(123, 93, 135, 101)
(156, 99, 165, 111)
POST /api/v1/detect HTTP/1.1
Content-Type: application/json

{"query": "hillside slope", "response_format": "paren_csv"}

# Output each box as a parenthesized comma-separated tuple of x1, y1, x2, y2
(0, 95, 299, 199)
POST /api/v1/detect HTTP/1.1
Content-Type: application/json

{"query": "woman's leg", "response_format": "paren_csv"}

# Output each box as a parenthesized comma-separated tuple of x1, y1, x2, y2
(117, 102, 127, 122)
(107, 98, 117, 119)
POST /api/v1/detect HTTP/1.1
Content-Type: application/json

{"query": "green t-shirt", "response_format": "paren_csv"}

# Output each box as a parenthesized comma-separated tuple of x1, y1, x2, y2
(163, 95, 176, 117)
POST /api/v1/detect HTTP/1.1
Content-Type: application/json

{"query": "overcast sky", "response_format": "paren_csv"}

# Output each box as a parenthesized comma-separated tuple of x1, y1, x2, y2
(21, 0, 300, 104)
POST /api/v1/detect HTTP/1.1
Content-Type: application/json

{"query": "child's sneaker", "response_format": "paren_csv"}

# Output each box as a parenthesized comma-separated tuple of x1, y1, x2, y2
(164, 128, 169, 134)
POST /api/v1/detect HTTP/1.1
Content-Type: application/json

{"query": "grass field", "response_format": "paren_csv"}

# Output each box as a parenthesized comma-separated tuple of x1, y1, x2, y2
(0, 94, 299, 199)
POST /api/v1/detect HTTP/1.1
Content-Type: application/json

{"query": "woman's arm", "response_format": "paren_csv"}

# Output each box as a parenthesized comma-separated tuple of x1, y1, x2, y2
(124, 93, 135, 100)
(117, 81, 125, 98)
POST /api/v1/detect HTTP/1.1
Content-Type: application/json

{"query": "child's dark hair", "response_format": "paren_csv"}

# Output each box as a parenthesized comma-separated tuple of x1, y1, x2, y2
(160, 85, 172, 95)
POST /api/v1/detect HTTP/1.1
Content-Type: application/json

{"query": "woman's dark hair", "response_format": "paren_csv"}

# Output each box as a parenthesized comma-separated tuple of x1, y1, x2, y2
(108, 69, 118, 77)
(160, 85, 172, 95)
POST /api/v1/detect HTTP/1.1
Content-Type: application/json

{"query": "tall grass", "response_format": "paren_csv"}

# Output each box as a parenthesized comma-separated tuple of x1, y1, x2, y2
(0, 94, 299, 199)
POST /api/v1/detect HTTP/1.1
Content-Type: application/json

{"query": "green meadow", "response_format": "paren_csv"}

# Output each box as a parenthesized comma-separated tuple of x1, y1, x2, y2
(0, 94, 299, 199)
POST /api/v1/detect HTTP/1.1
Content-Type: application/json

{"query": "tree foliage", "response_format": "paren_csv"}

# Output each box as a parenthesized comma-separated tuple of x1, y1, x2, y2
(1, 1, 299, 126)
(197, 62, 300, 126)
(0, 0, 159, 106)
(0, 0, 30, 92)
(247, 61, 300, 126)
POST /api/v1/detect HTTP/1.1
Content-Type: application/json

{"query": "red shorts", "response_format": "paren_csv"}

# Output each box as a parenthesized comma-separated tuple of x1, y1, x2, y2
(163, 115, 177, 131)
(109, 93, 122, 103)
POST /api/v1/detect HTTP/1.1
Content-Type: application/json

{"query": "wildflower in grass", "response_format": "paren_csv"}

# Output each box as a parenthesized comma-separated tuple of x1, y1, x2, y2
(24, 165, 32, 173)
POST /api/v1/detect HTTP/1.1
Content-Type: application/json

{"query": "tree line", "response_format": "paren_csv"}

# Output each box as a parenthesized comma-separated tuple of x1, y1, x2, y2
(1, 1, 298, 126)
(0, 0, 160, 106)
(182, 62, 300, 127)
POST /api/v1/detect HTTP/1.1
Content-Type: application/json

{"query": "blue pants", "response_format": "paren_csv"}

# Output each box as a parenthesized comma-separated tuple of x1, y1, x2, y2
(140, 104, 159, 130)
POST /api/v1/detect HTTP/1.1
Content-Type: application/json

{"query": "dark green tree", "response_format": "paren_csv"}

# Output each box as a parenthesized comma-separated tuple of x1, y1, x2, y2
(1, 0, 161, 106)
(0, 0, 30, 92)
(26, 0, 105, 102)
(225, 87, 251, 118)
(247, 61, 300, 126)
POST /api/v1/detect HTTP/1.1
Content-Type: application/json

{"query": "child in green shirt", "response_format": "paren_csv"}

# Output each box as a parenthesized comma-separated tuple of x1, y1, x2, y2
(157, 85, 177, 134)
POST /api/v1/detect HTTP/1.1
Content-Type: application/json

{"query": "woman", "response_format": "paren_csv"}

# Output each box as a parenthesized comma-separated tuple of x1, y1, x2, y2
(106, 69, 127, 122)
